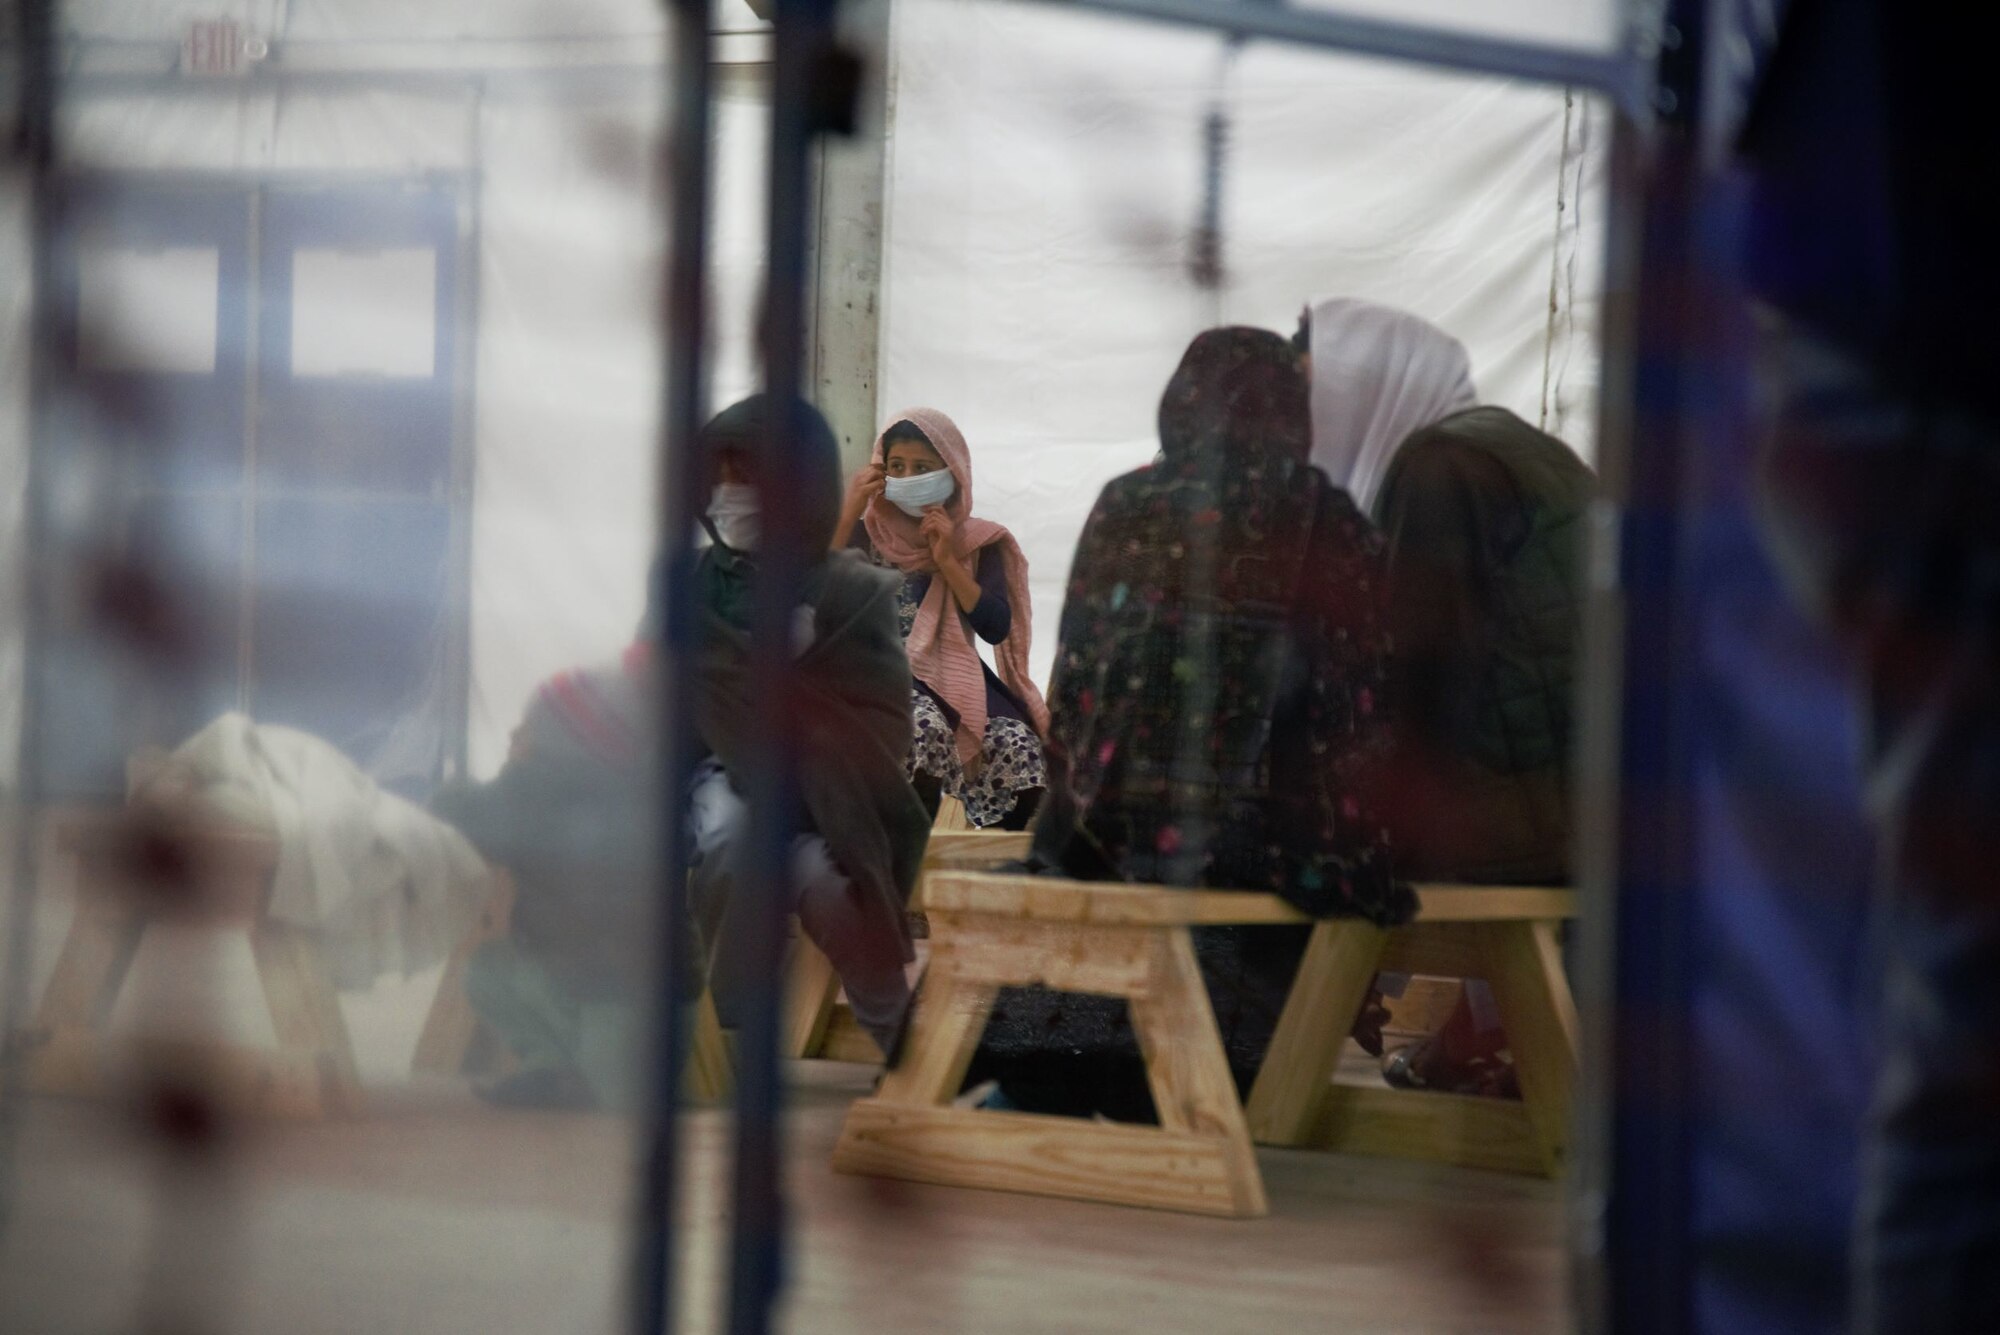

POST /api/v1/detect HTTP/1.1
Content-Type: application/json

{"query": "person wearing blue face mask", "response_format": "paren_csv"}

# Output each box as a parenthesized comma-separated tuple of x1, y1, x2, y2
(834, 411, 1050, 830)
(882, 463, 957, 516)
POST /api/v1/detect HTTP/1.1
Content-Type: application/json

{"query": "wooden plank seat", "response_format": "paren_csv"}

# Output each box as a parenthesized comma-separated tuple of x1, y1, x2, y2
(830, 871, 1578, 1217)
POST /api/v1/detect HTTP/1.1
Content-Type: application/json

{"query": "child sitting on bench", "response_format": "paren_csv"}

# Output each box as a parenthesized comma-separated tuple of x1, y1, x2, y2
(685, 395, 932, 1061)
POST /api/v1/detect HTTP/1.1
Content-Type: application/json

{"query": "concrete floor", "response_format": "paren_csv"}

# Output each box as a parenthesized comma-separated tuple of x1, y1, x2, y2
(0, 1063, 1570, 1334)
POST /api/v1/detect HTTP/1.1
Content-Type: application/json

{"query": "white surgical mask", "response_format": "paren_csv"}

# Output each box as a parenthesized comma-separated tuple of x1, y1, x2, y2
(706, 483, 760, 551)
(883, 468, 957, 517)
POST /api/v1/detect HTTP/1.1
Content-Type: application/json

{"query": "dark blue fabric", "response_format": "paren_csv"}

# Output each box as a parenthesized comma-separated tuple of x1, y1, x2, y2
(1752, 318, 2000, 1335)
(1628, 6, 1998, 1326)
(1688, 513, 1878, 1334)
(1678, 174, 1880, 1335)
(966, 543, 1013, 645)
(900, 543, 1012, 645)
(1738, 0, 2000, 416)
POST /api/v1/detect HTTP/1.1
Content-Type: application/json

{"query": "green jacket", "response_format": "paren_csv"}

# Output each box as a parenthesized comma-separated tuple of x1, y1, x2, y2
(1372, 406, 1596, 883)
(692, 549, 931, 965)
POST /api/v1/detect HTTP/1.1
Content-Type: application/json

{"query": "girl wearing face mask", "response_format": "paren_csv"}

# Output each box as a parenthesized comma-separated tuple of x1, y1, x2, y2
(834, 410, 1050, 829)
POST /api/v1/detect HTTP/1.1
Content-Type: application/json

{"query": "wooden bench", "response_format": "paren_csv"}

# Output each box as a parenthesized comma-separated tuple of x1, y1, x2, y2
(1245, 893, 1577, 1178)
(831, 872, 1577, 1217)
(22, 812, 738, 1114)
(15, 810, 370, 1118)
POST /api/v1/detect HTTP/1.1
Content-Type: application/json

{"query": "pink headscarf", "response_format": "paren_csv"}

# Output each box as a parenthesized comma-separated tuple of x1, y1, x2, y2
(863, 407, 1050, 767)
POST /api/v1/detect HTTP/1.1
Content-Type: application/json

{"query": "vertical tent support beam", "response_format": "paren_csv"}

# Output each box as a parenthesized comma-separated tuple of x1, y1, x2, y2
(811, 0, 893, 475)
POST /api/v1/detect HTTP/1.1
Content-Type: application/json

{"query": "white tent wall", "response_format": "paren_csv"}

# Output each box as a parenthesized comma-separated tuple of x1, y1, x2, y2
(0, 3, 1614, 788)
(467, 79, 767, 778)
(62, 86, 475, 171)
(57, 0, 725, 43)
(48, 83, 670, 786)
(2, 1, 782, 785)
(462, 90, 665, 779)
(860, 12, 1619, 1240)
(877, 0, 1608, 688)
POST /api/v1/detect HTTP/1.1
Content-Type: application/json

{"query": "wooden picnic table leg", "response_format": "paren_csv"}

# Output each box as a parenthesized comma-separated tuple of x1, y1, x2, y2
(1479, 919, 1579, 1177)
(868, 944, 996, 1108)
(1244, 917, 1388, 1147)
(34, 895, 147, 1033)
(1129, 927, 1267, 1217)
(249, 921, 364, 1115)
(412, 875, 513, 1076)
(412, 938, 486, 1076)
(836, 924, 1271, 1218)
(686, 988, 736, 1103)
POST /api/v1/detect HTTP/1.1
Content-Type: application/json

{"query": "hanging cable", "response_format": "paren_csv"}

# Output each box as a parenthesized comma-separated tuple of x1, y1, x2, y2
(1539, 89, 1576, 432)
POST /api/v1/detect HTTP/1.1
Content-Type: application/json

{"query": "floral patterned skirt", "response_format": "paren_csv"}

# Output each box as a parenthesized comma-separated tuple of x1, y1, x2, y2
(908, 691, 1047, 828)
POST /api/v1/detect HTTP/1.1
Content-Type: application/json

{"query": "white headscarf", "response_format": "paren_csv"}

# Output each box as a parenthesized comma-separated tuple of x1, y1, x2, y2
(1307, 298, 1478, 513)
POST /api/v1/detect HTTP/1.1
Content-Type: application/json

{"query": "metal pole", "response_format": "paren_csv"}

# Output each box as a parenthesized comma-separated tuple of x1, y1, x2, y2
(629, 0, 715, 1330)
(0, 0, 63, 1246)
(1579, 3, 1704, 1330)
(1015, 0, 1646, 115)
(726, 0, 841, 1329)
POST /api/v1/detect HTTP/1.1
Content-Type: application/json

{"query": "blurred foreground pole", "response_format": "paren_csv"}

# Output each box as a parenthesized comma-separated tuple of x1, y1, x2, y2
(1579, 1, 1707, 1330)
(0, 0, 61, 1242)
(729, 0, 850, 1330)
(629, 0, 714, 1330)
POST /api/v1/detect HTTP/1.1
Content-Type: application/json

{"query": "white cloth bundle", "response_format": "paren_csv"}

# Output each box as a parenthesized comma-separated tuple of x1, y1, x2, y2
(135, 712, 491, 990)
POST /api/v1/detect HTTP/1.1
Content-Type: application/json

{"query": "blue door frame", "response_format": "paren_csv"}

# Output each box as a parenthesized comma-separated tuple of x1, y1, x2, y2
(44, 175, 471, 799)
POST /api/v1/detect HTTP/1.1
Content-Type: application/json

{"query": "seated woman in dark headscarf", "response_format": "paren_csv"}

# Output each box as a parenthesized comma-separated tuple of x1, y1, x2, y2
(964, 327, 1413, 1120)
(1302, 297, 1596, 1092)
(685, 395, 932, 1060)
